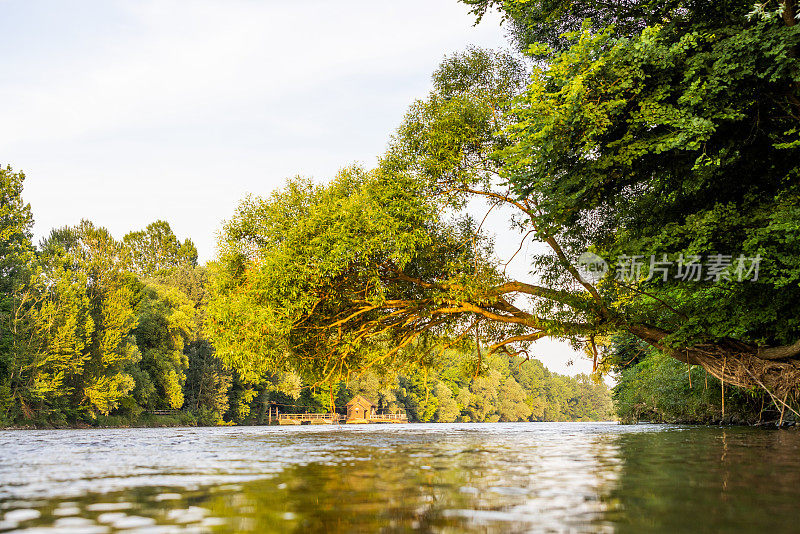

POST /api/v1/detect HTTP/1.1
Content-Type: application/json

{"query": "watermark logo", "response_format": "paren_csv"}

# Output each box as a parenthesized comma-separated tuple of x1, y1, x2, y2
(576, 252, 762, 283)
(577, 251, 609, 283)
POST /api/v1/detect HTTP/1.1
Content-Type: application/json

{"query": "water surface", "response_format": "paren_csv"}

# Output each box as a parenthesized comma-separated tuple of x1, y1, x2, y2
(1, 423, 798, 532)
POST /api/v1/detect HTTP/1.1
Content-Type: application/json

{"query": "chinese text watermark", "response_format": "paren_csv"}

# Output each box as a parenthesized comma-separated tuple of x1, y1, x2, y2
(579, 253, 761, 283)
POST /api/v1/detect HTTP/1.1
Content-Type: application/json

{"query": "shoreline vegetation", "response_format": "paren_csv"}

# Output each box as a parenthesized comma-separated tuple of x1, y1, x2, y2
(3, 1, 800, 430)
(5, 417, 797, 431)
(0, 187, 792, 430)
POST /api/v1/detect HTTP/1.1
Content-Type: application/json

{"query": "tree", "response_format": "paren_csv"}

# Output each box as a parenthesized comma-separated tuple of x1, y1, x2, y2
(206, 52, 532, 387)
(123, 220, 227, 418)
(184, 339, 232, 423)
(433, 380, 460, 422)
(496, 376, 533, 421)
(465, 369, 502, 422)
(132, 282, 195, 409)
(206, 49, 601, 393)
(460, 0, 752, 51)
(43, 222, 141, 416)
(206, 169, 482, 384)
(398, 370, 439, 422)
(208, 4, 800, 408)
(33, 234, 95, 416)
(493, 5, 800, 397)
(122, 220, 198, 277)
(0, 166, 33, 298)
(0, 165, 42, 421)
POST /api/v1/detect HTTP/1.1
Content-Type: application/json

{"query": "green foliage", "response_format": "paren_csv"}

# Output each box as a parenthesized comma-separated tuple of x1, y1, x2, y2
(613, 347, 764, 424)
(39, 223, 141, 416)
(206, 167, 492, 384)
(338, 349, 614, 423)
(496, 3, 800, 352)
(184, 340, 232, 424)
(0, 192, 221, 426)
(213, 346, 613, 425)
(460, 0, 755, 52)
(230, 386, 257, 423)
(133, 282, 195, 409)
(397, 370, 440, 422)
(433, 380, 461, 422)
(0, 165, 34, 294)
(122, 220, 198, 277)
(0, 165, 39, 421)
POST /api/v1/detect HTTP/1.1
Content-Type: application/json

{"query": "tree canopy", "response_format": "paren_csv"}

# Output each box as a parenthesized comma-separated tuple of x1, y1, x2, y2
(207, 1, 800, 407)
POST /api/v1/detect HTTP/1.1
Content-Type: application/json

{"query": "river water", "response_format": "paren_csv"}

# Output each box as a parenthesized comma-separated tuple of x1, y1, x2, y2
(0, 423, 798, 533)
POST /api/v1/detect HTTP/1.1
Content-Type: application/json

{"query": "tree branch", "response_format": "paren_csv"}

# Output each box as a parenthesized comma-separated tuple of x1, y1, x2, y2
(757, 339, 800, 360)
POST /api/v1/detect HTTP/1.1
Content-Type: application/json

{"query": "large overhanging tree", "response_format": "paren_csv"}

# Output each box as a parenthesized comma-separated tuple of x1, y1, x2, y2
(208, 1, 800, 403)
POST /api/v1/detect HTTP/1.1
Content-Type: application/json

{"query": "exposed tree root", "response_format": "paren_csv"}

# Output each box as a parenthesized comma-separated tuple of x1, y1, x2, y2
(628, 324, 800, 414)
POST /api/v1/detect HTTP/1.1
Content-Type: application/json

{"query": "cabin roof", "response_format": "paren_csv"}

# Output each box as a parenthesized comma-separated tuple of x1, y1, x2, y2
(346, 394, 376, 407)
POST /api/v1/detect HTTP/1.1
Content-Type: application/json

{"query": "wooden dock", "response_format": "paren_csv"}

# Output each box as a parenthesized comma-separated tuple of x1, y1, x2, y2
(277, 412, 408, 425)
(277, 413, 342, 425)
(363, 413, 408, 423)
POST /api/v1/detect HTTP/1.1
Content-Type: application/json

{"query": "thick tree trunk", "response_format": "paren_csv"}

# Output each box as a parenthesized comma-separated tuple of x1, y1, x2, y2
(628, 325, 800, 399)
(783, 0, 797, 28)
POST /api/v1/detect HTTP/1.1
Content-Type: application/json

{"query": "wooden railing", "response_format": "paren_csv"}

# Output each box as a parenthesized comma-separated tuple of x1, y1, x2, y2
(278, 413, 342, 422)
(276, 411, 408, 424)
(369, 412, 408, 422)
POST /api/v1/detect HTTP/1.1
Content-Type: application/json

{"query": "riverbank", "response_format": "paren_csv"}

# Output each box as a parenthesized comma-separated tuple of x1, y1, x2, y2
(1, 412, 211, 430)
(6, 418, 799, 431)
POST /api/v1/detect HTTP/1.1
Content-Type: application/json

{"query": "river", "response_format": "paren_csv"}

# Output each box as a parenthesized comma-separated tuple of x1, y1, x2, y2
(0, 423, 798, 533)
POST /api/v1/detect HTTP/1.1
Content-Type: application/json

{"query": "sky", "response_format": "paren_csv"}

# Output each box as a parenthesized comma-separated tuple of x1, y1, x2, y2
(1, 0, 597, 378)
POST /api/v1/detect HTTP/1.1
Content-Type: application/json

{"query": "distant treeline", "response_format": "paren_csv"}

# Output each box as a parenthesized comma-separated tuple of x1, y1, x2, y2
(0, 166, 612, 427)
(266, 351, 613, 424)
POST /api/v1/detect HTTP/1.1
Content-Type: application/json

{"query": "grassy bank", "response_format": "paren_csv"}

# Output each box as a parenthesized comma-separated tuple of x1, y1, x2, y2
(1, 411, 219, 430)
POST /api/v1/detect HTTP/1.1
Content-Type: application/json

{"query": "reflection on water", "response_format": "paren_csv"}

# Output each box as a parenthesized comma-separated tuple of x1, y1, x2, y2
(0, 423, 798, 532)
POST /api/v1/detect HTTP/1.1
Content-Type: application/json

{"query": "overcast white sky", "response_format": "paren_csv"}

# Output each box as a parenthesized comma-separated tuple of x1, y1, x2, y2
(1, 0, 596, 377)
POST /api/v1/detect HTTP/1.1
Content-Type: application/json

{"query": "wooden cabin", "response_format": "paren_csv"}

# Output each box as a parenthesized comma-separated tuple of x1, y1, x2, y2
(345, 395, 377, 424)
